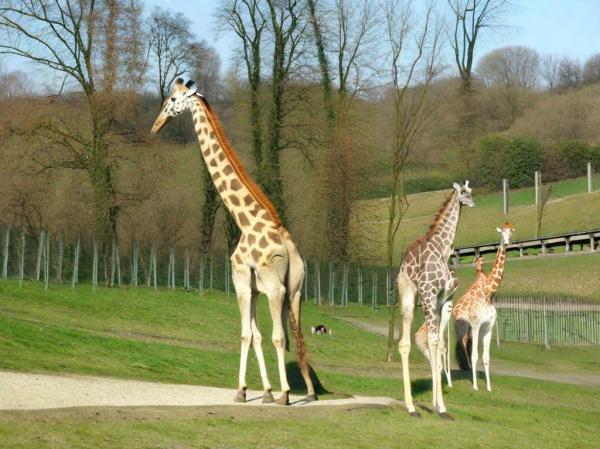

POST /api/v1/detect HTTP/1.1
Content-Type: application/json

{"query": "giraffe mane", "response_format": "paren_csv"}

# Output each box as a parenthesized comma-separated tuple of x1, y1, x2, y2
(198, 96, 282, 228)
(425, 191, 456, 239)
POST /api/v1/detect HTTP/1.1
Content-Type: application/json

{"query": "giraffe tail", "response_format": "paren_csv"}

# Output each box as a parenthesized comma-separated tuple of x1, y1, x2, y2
(455, 319, 472, 370)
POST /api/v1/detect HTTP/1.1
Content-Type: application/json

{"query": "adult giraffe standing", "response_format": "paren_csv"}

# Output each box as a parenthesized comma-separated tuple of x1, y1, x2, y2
(454, 224, 514, 392)
(397, 182, 474, 419)
(151, 79, 316, 405)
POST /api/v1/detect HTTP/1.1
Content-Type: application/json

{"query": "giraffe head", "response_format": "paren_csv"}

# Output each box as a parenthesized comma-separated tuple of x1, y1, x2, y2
(151, 78, 201, 134)
(474, 256, 484, 272)
(496, 223, 514, 245)
(452, 180, 475, 208)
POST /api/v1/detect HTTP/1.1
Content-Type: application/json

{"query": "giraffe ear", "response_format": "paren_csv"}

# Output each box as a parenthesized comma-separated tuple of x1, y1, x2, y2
(496, 227, 502, 233)
(452, 182, 460, 191)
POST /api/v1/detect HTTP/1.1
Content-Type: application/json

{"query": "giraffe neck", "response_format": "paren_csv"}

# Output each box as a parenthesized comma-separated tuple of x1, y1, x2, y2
(484, 244, 506, 299)
(189, 97, 281, 231)
(429, 192, 460, 254)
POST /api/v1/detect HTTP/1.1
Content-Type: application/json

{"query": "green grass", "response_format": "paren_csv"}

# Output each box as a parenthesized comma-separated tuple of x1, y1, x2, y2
(0, 281, 599, 448)
(353, 176, 600, 264)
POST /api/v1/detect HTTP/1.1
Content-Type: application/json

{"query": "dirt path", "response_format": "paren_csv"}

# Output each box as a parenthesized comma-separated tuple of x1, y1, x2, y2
(0, 372, 400, 411)
(337, 317, 600, 387)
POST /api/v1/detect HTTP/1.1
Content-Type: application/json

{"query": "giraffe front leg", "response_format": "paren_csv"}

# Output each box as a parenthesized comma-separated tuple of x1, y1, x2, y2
(232, 268, 253, 403)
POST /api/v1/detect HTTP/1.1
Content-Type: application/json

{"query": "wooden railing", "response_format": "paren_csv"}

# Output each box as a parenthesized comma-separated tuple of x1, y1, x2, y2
(453, 228, 600, 265)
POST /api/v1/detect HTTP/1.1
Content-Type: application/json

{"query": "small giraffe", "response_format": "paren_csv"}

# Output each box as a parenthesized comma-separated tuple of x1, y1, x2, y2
(414, 255, 486, 387)
(397, 182, 475, 419)
(453, 224, 514, 392)
(151, 78, 316, 405)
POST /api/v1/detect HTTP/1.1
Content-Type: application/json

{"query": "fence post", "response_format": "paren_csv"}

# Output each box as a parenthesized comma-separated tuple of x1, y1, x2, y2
(170, 247, 176, 289)
(71, 236, 80, 288)
(588, 162, 593, 193)
(199, 258, 205, 296)
(209, 257, 214, 291)
(19, 228, 25, 287)
(316, 261, 321, 305)
(503, 179, 509, 214)
(36, 230, 45, 281)
(2, 227, 9, 279)
(184, 249, 190, 290)
(43, 232, 50, 289)
(57, 232, 64, 283)
(534, 170, 540, 207)
(131, 240, 139, 287)
(92, 240, 98, 290)
(543, 297, 550, 349)
(358, 266, 363, 306)
(152, 244, 157, 290)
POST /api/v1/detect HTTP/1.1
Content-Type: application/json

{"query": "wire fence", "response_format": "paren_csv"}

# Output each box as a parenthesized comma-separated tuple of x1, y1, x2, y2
(495, 295, 600, 346)
(3, 227, 599, 346)
(0, 227, 396, 305)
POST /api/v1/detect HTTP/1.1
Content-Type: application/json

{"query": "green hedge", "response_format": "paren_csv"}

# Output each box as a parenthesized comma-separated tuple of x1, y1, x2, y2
(475, 136, 545, 189)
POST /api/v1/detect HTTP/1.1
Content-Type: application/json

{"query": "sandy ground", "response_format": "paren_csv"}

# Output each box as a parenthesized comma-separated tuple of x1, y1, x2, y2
(0, 371, 400, 411)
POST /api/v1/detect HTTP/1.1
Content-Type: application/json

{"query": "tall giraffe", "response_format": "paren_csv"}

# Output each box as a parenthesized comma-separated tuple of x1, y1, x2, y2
(454, 223, 514, 392)
(396, 182, 474, 419)
(151, 78, 316, 405)
(414, 255, 486, 387)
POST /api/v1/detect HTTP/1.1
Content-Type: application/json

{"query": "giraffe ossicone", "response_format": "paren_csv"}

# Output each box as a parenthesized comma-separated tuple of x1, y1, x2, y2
(151, 78, 316, 405)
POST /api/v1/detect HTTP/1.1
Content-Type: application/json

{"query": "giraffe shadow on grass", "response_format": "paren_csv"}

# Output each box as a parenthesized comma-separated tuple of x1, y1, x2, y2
(286, 362, 331, 401)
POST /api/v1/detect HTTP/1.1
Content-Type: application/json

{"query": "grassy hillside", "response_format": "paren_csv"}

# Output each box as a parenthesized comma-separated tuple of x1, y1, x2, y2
(0, 282, 599, 448)
(453, 252, 600, 301)
(352, 176, 600, 263)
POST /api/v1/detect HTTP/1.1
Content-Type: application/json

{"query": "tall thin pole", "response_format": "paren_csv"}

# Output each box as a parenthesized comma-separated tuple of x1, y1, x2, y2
(36, 230, 44, 281)
(43, 231, 50, 289)
(534, 170, 541, 207)
(19, 228, 25, 287)
(2, 227, 9, 279)
(71, 236, 80, 288)
(503, 179, 509, 214)
(588, 162, 593, 193)
(92, 240, 98, 290)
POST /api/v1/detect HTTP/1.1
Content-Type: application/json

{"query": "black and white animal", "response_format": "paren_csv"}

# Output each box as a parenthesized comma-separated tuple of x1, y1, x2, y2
(311, 324, 332, 336)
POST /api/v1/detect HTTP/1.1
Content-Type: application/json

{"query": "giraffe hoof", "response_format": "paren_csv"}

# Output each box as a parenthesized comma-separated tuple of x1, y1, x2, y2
(234, 388, 246, 403)
(439, 412, 454, 421)
(303, 394, 318, 402)
(275, 392, 290, 406)
(409, 411, 421, 418)
(262, 390, 275, 404)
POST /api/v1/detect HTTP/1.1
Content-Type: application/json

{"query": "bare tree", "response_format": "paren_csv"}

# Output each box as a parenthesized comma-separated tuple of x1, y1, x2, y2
(0, 1, 121, 250)
(189, 41, 223, 101)
(219, 0, 266, 178)
(558, 56, 582, 90)
(540, 53, 560, 91)
(448, 0, 509, 92)
(477, 45, 539, 89)
(306, 0, 379, 263)
(583, 53, 600, 85)
(148, 7, 194, 103)
(383, 0, 443, 361)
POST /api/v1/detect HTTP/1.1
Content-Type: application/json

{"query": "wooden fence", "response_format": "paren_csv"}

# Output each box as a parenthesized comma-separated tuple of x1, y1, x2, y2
(495, 295, 600, 346)
(453, 228, 600, 265)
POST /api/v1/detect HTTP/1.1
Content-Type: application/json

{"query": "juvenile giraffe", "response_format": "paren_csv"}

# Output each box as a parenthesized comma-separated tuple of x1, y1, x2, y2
(151, 78, 316, 405)
(415, 255, 486, 387)
(454, 224, 514, 392)
(397, 182, 475, 419)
